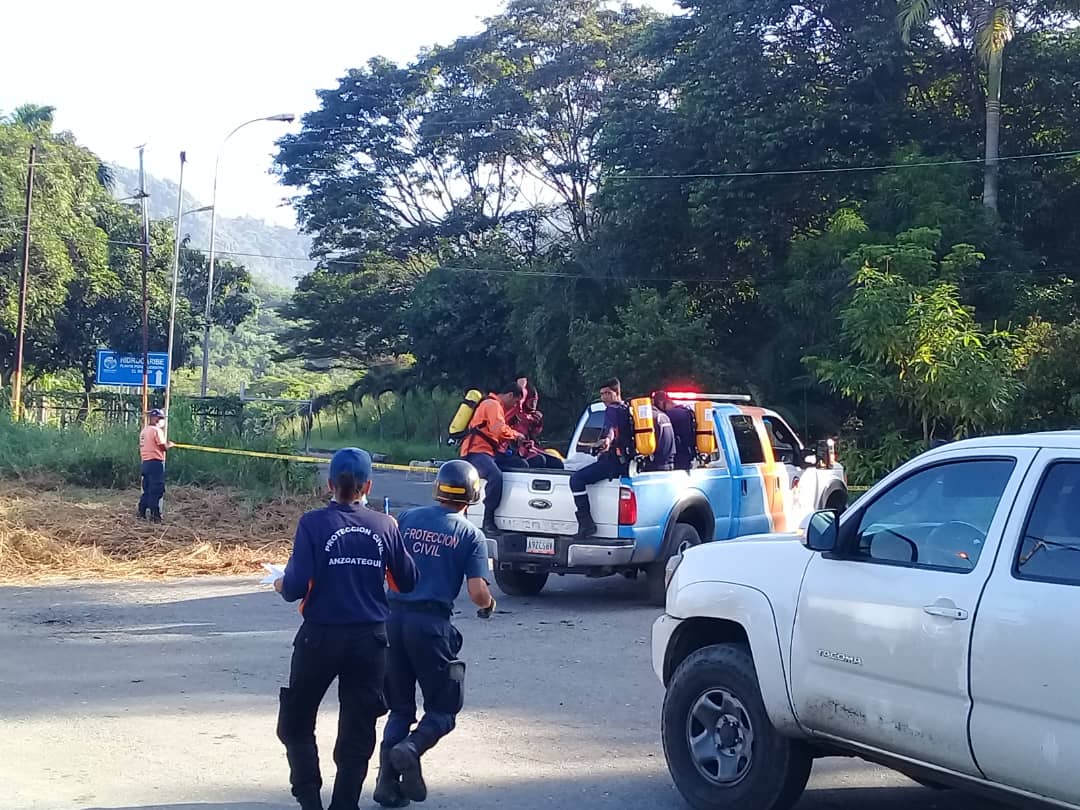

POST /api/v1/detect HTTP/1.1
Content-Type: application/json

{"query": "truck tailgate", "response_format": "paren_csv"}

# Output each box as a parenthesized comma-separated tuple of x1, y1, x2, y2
(470, 469, 622, 539)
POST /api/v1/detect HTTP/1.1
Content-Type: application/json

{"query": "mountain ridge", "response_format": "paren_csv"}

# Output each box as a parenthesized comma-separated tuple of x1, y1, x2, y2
(109, 165, 313, 289)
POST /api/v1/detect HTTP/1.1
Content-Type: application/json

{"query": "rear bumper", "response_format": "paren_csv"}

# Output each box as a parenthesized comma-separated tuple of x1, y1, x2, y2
(493, 532, 635, 572)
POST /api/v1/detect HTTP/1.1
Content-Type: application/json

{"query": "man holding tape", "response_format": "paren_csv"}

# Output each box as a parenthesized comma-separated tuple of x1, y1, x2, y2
(274, 447, 419, 810)
(374, 459, 496, 807)
(137, 408, 174, 522)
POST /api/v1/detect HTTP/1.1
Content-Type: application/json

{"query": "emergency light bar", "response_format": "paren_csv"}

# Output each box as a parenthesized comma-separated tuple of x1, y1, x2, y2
(664, 392, 753, 403)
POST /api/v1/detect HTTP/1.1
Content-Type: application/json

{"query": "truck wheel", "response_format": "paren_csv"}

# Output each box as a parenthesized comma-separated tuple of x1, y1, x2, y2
(646, 523, 701, 606)
(662, 643, 811, 810)
(494, 569, 549, 597)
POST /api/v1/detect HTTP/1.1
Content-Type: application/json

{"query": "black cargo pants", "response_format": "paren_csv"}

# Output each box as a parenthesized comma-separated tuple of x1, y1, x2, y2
(381, 602, 465, 756)
(277, 621, 389, 809)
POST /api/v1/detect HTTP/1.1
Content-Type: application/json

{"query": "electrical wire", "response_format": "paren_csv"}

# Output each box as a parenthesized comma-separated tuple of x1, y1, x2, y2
(98, 238, 1080, 284)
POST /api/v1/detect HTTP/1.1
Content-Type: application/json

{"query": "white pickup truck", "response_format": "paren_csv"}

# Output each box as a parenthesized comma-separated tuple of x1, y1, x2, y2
(653, 432, 1080, 810)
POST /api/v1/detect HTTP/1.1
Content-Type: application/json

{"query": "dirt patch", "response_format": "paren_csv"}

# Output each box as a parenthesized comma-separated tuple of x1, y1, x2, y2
(0, 478, 316, 582)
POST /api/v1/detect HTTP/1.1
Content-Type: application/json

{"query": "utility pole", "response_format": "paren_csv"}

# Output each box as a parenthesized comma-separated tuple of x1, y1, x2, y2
(137, 146, 151, 424)
(164, 151, 187, 436)
(11, 144, 36, 422)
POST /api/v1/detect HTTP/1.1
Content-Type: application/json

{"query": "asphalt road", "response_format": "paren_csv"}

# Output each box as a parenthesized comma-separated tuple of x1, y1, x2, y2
(1, 557, 1003, 810)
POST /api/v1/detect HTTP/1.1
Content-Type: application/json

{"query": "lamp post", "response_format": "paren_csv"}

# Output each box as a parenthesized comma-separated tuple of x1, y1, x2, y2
(164, 149, 214, 434)
(199, 113, 294, 398)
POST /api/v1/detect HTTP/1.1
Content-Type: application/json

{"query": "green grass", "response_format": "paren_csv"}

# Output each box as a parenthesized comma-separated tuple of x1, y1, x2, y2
(0, 414, 315, 498)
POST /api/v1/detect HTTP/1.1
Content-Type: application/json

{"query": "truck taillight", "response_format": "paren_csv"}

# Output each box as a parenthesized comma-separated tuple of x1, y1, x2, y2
(618, 487, 637, 525)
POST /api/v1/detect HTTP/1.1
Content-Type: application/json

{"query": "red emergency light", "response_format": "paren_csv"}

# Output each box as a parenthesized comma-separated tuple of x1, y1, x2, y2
(664, 391, 753, 403)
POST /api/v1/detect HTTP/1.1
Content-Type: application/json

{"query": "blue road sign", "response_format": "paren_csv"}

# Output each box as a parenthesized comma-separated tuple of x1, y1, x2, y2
(95, 350, 170, 388)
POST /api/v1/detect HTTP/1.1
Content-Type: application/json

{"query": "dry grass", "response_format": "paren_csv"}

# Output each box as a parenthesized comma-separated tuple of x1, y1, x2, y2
(0, 478, 320, 582)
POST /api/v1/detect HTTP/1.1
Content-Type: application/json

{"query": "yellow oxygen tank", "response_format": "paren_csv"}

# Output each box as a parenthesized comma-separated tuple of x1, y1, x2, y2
(695, 400, 717, 456)
(630, 397, 657, 457)
(448, 389, 484, 441)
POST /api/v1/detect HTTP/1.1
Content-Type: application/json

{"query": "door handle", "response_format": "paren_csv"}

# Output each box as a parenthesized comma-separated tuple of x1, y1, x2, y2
(923, 605, 969, 621)
(741, 480, 748, 495)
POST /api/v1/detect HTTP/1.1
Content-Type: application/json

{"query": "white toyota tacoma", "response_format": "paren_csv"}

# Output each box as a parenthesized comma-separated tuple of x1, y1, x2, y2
(653, 432, 1080, 810)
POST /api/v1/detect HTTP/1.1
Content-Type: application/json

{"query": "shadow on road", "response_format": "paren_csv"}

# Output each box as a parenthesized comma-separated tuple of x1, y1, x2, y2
(82, 806, 289, 810)
(76, 781, 1001, 810)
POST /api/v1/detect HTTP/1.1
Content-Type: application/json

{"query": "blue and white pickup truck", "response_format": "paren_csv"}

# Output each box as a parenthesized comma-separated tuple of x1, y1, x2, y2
(467, 395, 847, 603)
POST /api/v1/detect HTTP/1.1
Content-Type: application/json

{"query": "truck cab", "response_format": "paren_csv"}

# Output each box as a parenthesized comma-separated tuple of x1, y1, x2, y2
(467, 395, 846, 603)
(653, 432, 1080, 810)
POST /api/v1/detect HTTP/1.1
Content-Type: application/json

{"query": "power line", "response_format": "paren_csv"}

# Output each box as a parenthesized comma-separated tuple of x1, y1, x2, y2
(275, 147, 1080, 180)
(15, 146, 1080, 182)
(99, 238, 1080, 284)
(604, 149, 1080, 180)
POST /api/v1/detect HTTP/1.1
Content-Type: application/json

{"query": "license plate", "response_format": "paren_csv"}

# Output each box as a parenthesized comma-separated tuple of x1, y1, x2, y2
(525, 536, 556, 555)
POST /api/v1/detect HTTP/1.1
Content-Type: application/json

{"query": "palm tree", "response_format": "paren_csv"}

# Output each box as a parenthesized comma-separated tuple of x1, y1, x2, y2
(898, 1, 1015, 214)
(5, 103, 56, 129)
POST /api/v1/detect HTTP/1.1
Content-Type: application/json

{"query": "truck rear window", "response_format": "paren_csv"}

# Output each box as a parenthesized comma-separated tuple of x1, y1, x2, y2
(574, 410, 607, 454)
(729, 416, 766, 465)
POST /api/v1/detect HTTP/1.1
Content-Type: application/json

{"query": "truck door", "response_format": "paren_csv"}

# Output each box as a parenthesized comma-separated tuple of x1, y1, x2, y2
(760, 414, 811, 527)
(719, 410, 773, 536)
(970, 450, 1080, 805)
(789, 448, 1035, 776)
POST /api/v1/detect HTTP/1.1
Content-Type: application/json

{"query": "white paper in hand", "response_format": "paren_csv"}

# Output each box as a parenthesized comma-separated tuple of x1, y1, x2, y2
(261, 563, 285, 586)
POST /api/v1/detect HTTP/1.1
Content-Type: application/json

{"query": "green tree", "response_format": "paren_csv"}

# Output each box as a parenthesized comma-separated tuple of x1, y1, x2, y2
(569, 283, 725, 396)
(0, 121, 113, 385)
(428, 0, 656, 242)
(4, 104, 56, 129)
(809, 230, 1027, 441)
(277, 256, 414, 369)
(402, 251, 520, 389)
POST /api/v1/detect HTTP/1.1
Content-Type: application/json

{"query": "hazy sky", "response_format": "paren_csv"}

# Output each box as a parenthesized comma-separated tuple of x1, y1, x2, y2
(1, 0, 675, 228)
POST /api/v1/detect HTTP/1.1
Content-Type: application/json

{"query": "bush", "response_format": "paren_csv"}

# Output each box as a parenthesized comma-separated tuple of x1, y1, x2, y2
(0, 415, 315, 498)
(841, 432, 925, 487)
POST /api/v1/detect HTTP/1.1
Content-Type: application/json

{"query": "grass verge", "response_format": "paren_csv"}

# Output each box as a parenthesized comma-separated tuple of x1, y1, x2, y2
(0, 478, 316, 582)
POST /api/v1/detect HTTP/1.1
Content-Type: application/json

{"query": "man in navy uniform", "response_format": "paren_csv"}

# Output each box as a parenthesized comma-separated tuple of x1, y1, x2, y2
(641, 406, 677, 472)
(274, 447, 419, 810)
(570, 377, 635, 538)
(653, 391, 697, 471)
(374, 459, 497, 807)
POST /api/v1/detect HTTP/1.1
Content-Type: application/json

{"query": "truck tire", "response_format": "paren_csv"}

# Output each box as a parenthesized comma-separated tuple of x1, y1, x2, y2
(494, 569, 549, 597)
(646, 523, 701, 607)
(662, 643, 812, 810)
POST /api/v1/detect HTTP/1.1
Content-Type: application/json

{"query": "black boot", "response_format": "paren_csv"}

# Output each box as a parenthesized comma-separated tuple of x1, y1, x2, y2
(295, 788, 323, 810)
(574, 509, 597, 539)
(373, 749, 410, 808)
(481, 514, 499, 536)
(389, 740, 427, 803)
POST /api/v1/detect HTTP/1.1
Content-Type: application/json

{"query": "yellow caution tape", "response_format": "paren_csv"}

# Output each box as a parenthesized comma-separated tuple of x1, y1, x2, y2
(171, 443, 441, 474)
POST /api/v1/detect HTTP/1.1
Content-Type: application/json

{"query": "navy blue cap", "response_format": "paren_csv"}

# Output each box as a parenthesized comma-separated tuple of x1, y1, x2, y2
(148, 408, 165, 419)
(329, 447, 372, 485)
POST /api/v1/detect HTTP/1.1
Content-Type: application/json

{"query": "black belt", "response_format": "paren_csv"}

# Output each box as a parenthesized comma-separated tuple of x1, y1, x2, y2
(644, 464, 675, 472)
(389, 599, 453, 619)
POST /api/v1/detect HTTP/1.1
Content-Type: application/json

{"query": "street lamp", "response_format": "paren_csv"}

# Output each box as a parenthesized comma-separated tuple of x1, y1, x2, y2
(199, 113, 295, 398)
(163, 149, 215, 432)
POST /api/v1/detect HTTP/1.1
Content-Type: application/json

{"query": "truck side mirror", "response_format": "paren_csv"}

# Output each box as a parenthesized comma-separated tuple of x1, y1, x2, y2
(803, 509, 839, 552)
(801, 452, 818, 468)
